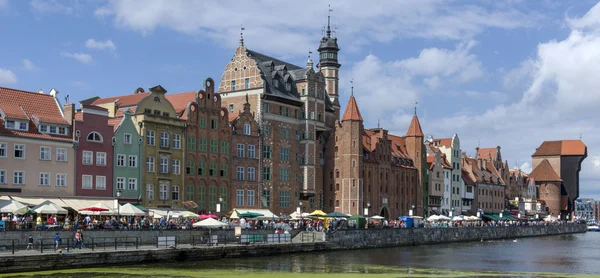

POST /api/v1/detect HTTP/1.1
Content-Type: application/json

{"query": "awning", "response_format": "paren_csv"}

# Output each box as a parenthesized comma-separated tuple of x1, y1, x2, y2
(10, 196, 69, 208)
(133, 203, 148, 212)
(231, 208, 279, 220)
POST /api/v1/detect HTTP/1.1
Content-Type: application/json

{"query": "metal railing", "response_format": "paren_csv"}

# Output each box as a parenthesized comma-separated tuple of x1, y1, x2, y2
(153, 235, 179, 248)
(89, 236, 140, 251)
(0, 239, 20, 254)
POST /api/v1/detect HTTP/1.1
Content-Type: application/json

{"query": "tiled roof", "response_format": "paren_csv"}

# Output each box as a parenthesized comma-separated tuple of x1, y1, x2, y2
(165, 91, 196, 120)
(532, 140, 586, 156)
(246, 49, 303, 105)
(228, 112, 239, 123)
(476, 147, 497, 160)
(461, 169, 476, 185)
(0, 87, 67, 125)
(115, 107, 137, 118)
(405, 115, 424, 137)
(441, 154, 452, 169)
(0, 103, 28, 120)
(107, 118, 123, 131)
(388, 134, 410, 159)
(341, 95, 363, 121)
(91, 92, 150, 107)
(434, 138, 452, 148)
(529, 159, 562, 182)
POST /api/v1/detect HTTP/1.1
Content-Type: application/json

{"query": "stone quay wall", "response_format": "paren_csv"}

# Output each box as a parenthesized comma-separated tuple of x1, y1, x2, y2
(0, 224, 586, 273)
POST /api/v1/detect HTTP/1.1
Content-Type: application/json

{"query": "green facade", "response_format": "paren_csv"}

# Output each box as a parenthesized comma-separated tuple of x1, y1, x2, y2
(112, 110, 143, 200)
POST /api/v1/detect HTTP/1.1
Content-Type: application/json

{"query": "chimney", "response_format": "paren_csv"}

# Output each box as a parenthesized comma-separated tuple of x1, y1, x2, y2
(477, 158, 483, 170)
(475, 147, 480, 159)
(482, 159, 488, 171)
(63, 104, 75, 125)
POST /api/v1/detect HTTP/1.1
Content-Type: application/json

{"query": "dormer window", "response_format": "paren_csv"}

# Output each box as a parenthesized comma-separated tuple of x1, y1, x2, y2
(5, 120, 28, 131)
(274, 79, 279, 87)
(285, 83, 291, 91)
(39, 125, 69, 135)
(87, 132, 103, 143)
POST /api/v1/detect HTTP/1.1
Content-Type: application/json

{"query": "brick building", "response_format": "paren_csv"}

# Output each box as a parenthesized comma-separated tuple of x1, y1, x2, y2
(462, 155, 506, 214)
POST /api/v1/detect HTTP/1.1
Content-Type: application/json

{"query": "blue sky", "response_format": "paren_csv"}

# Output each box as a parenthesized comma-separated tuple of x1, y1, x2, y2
(1, 0, 599, 198)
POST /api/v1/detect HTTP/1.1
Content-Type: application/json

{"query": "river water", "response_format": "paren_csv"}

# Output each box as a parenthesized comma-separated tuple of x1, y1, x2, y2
(7, 232, 600, 278)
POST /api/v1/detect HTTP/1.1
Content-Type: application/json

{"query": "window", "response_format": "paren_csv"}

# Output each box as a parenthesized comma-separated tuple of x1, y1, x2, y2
(262, 167, 271, 180)
(229, 104, 234, 113)
(82, 151, 93, 165)
(264, 190, 271, 207)
(172, 159, 181, 174)
(221, 141, 229, 154)
(186, 160, 194, 175)
(248, 145, 255, 158)
(210, 140, 218, 153)
(209, 163, 217, 176)
(172, 186, 180, 200)
(128, 155, 138, 168)
(248, 167, 256, 181)
(220, 163, 228, 177)
(237, 144, 245, 158)
(160, 156, 169, 173)
(117, 154, 125, 167)
(231, 80, 236, 91)
(87, 132, 103, 142)
(245, 78, 249, 89)
(146, 130, 155, 145)
(128, 178, 137, 190)
(173, 134, 181, 149)
(247, 190, 255, 207)
(13, 171, 24, 185)
(236, 190, 244, 206)
(56, 173, 66, 187)
(0, 142, 6, 157)
(0, 170, 5, 184)
(279, 106, 283, 116)
(198, 185, 206, 209)
(159, 182, 169, 200)
(124, 133, 132, 144)
(211, 119, 218, 130)
(198, 161, 206, 176)
(185, 184, 194, 201)
(199, 118, 207, 128)
(82, 175, 93, 189)
(262, 145, 271, 159)
(280, 168, 289, 182)
(146, 157, 155, 172)
(160, 132, 169, 148)
(302, 88, 306, 96)
(220, 187, 228, 210)
(39, 172, 50, 186)
(187, 136, 196, 150)
(237, 167, 244, 180)
(116, 177, 125, 190)
(280, 148, 289, 161)
(199, 138, 207, 152)
(14, 144, 25, 159)
(96, 152, 107, 166)
(162, 112, 170, 117)
(147, 184, 154, 200)
(279, 191, 290, 208)
(243, 124, 251, 135)
(209, 185, 217, 210)
(263, 125, 270, 136)
(263, 103, 270, 113)
(96, 176, 106, 190)
(38, 146, 51, 161)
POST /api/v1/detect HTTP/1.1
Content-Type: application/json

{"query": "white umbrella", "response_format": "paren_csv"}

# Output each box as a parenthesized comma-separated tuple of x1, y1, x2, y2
(193, 218, 228, 228)
(427, 215, 441, 221)
(370, 215, 385, 220)
(0, 200, 28, 215)
(438, 215, 452, 221)
(118, 203, 145, 216)
(32, 200, 68, 214)
(452, 215, 465, 221)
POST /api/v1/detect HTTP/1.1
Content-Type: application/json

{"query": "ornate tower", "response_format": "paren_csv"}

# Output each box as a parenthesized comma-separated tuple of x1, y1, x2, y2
(405, 110, 425, 216)
(318, 6, 341, 119)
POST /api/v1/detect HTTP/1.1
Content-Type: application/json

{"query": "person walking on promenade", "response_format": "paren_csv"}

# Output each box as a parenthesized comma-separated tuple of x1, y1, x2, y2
(72, 230, 81, 249)
(79, 230, 85, 249)
(54, 233, 60, 250)
(26, 235, 34, 251)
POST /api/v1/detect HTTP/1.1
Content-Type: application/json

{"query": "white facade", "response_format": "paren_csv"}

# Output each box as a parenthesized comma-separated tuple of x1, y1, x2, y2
(437, 134, 461, 215)
(442, 168, 451, 213)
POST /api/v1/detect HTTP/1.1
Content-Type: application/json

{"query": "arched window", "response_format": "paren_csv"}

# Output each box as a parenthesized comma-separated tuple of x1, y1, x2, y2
(335, 200, 340, 207)
(87, 131, 103, 142)
(335, 170, 339, 178)
(335, 183, 340, 191)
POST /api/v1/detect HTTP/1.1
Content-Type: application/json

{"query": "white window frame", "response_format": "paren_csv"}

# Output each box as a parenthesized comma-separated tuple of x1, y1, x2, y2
(96, 152, 107, 166)
(40, 146, 51, 161)
(159, 183, 169, 200)
(248, 167, 256, 181)
(172, 159, 181, 174)
(86, 132, 103, 143)
(172, 185, 179, 201)
(146, 184, 154, 200)
(96, 176, 106, 190)
(0, 169, 6, 184)
(128, 155, 138, 168)
(56, 173, 66, 187)
(146, 130, 155, 146)
(13, 171, 24, 185)
(128, 178, 137, 190)
(160, 156, 169, 173)
(146, 157, 155, 172)
(82, 151, 93, 165)
(236, 190, 244, 206)
(247, 190, 255, 207)
(56, 148, 67, 162)
(173, 134, 181, 149)
(160, 132, 169, 148)
(123, 133, 132, 144)
(39, 172, 50, 186)
(248, 145, 255, 159)
(14, 144, 25, 159)
(116, 177, 125, 190)
(82, 175, 93, 189)
(237, 144, 244, 158)
(0, 142, 6, 158)
(243, 124, 251, 135)
(236, 166, 244, 181)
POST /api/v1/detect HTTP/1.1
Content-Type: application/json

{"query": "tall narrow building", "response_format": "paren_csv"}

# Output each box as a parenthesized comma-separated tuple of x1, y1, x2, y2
(405, 113, 426, 216)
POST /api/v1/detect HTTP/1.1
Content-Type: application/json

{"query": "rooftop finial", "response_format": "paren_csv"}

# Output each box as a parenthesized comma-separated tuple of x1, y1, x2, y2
(240, 25, 245, 46)
(307, 50, 314, 68)
(377, 119, 380, 128)
(350, 79, 354, 97)
(327, 4, 333, 38)
(414, 100, 418, 115)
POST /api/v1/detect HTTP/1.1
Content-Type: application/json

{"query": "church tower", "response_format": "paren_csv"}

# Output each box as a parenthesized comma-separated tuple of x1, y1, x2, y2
(405, 110, 425, 216)
(318, 6, 341, 119)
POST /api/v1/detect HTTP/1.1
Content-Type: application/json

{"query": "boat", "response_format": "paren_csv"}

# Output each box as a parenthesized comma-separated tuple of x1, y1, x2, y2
(587, 225, 599, 232)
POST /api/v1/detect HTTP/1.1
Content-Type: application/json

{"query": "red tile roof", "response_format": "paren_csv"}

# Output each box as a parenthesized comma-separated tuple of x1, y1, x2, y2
(461, 169, 476, 185)
(0, 103, 28, 120)
(529, 159, 562, 182)
(115, 107, 137, 118)
(476, 147, 497, 160)
(165, 91, 195, 120)
(434, 138, 452, 148)
(91, 92, 150, 107)
(341, 95, 363, 121)
(405, 115, 424, 137)
(108, 118, 124, 131)
(228, 112, 239, 123)
(532, 140, 586, 156)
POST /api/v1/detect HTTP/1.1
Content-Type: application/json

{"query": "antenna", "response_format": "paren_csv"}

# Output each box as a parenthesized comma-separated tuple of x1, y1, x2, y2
(326, 4, 333, 38)
(377, 119, 380, 128)
(350, 79, 354, 96)
(414, 100, 418, 115)
(240, 25, 245, 46)
(580, 133, 583, 140)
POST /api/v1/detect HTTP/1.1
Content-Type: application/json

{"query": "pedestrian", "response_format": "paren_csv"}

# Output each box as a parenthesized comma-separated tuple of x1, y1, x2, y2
(79, 230, 85, 249)
(54, 233, 60, 250)
(72, 230, 81, 249)
(26, 235, 34, 250)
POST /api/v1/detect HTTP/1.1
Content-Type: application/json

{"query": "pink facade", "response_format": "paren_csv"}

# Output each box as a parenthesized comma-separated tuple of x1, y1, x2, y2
(73, 105, 114, 197)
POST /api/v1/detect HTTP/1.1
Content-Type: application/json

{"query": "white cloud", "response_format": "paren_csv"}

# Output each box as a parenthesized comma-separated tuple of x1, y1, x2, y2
(94, 0, 540, 57)
(85, 39, 116, 51)
(30, 0, 73, 14)
(519, 162, 532, 174)
(0, 68, 17, 85)
(22, 59, 38, 71)
(61, 52, 93, 64)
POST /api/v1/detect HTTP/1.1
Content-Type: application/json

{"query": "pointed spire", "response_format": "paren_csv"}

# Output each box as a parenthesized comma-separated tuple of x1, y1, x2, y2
(245, 93, 249, 104)
(240, 25, 245, 46)
(341, 93, 363, 122)
(405, 114, 424, 137)
(326, 4, 333, 38)
(243, 93, 251, 114)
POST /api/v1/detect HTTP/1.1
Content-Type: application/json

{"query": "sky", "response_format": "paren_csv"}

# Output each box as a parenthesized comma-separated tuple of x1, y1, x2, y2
(0, 0, 599, 198)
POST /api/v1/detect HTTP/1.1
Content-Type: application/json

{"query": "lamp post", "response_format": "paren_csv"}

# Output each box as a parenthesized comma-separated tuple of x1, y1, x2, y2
(297, 201, 303, 216)
(476, 208, 482, 218)
(115, 190, 122, 228)
(364, 201, 371, 217)
(450, 207, 454, 217)
(409, 204, 415, 217)
(217, 196, 223, 220)
(535, 213, 539, 220)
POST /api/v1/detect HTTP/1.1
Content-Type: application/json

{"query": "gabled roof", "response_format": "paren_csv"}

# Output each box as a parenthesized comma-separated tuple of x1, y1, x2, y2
(477, 147, 497, 160)
(529, 159, 562, 182)
(462, 169, 476, 185)
(165, 91, 196, 120)
(91, 92, 150, 107)
(405, 115, 424, 137)
(246, 49, 303, 106)
(341, 95, 363, 121)
(532, 140, 586, 156)
(433, 138, 452, 148)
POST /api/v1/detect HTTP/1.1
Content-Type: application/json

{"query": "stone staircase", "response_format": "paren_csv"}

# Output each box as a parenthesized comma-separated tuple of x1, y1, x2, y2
(292, 231, 326, 243)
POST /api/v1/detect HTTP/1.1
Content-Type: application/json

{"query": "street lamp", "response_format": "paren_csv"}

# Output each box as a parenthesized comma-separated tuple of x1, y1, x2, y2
(115, 190, 122, 227)
(477, 208, 482, 218)
(364, 201, 371, 216)
(450, 207, 454, 217)
(409, 204, 415, 217)
(297, 201, 303, 216)
(217, 196, 223, 219)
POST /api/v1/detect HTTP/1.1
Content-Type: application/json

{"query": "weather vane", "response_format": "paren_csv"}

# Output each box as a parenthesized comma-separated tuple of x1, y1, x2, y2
(240, 24, 245, 46)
